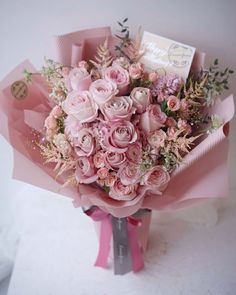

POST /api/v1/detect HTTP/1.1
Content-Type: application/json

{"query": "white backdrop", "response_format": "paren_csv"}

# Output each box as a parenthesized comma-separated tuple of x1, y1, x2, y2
(0, 1, 236, 294)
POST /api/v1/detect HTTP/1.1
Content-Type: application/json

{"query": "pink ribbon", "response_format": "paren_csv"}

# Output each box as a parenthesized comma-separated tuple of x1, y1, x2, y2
(84, 207, 144, 274)
(85, 207, 112, 268)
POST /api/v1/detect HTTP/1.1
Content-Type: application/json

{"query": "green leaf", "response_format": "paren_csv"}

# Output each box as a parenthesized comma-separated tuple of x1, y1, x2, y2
(161, 100, 168, 112)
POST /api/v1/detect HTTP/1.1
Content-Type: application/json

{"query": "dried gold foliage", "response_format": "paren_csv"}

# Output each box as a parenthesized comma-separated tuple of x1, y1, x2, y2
(90, 38, 113, 70)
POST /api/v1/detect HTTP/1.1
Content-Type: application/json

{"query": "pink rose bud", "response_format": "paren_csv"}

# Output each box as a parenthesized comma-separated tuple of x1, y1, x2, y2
(44, 115, 57, 130)
(93, 151, 105, 168)
(51, 105, 63, 118)
(167, 96, 181, 112)
(165, 117, 177, 127)
(97, 167, 109, 179)
(129, 62, 144, 80)
(148, 72, 159, 83)
(105, 173, 117, 187)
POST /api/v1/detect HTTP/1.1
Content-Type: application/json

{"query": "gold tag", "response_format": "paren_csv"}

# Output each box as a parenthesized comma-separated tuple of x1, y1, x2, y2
(11, 80, 28, 100)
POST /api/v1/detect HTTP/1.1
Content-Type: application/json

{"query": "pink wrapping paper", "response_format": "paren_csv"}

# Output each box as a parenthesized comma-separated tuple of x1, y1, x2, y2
(0, 27, 234, 218)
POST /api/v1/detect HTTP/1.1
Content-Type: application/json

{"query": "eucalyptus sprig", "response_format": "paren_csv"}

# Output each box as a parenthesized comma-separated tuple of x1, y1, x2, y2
(115, 18, 132, 61)
(202, 59, 234, 105)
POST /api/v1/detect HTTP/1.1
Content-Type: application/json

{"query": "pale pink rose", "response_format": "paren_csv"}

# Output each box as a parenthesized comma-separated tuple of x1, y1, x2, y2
(104, 173, 117, 187)
(126, 142, 142, 164)
(105, 151, 126, 170)
(89, 79, 118, 105)
(75, 156, 98, 184)
(45, 115, 57, 130)
(73, 128, 95, 156)
(118, 163, 141, 185)
(130, 87, 151, 113)
(141, 166, 170, 192)
(78, 60, 89, 70)
(165, 117, 177, 127)
(167, 96, 181, 112)
(51, 105, 63, 118)
(53, 133, 72, 156)
(62, 91, 98, 123)
(109, 179, 138, 201)
(101, 96, 135, 121)
(167, 126, 177, 139)
(140, 104, 167, 133)
(177, 118, 192, 134)
(103, 65, 130, 95)
(128, 62, 143, 80)
(93, 151, 105, 168)
(64, 115, 83, 142)
(149, 72, 159, 83)
(148, 129, 167, 148)
(104, 121, 137, 153)
(66, 67, 92, 91)
(97, 167, 109, 179)
(112, 57, 130, 69)
(180, 98, 189, 112)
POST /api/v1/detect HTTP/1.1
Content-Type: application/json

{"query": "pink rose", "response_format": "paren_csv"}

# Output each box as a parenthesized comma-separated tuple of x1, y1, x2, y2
(66, 67, 92, 91)
(126, 142, 142, 164)
(129, 62, 143, 80)
(101, 96, 135, 121)
(165, 117, 176, 127)
(104, 121, 137, 153)
(73, 128, 95, 156)
(97, 167, 109, 179)
(167, 96, 181, 111)
(140, 104, 167, 133)
(130, 87, 151, 113)
(148, 129, 167, 148)
(141, 166, 170, 192)
(93, 151, 105, 168)
(64, 115, 83, 142)
(177, 118, 192, 134)
(62, 91, 98, 123)
(109, 179, 138, 201)
(103, 65, 129, 95)
(118, 163, 141, 185)
(75, 156, 98, 184)
(105, 151, 126, 170)
(89, 79, 118, 105)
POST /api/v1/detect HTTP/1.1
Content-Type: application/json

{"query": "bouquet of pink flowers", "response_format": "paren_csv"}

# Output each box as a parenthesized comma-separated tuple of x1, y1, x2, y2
(0, 20, 234, 275)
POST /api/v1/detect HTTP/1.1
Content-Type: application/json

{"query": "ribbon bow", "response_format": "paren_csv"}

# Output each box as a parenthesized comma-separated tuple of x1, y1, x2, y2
(84, 206, 148, 275)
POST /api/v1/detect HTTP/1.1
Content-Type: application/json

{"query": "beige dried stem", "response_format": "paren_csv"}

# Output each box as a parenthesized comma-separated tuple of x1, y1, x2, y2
(90, 38, 113, 70)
